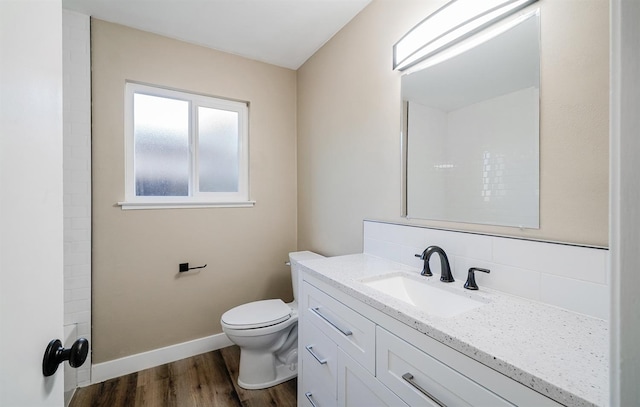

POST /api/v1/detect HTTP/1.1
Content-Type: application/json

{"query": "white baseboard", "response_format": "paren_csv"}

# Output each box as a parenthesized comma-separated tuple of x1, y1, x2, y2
(90, 333, 233, 384)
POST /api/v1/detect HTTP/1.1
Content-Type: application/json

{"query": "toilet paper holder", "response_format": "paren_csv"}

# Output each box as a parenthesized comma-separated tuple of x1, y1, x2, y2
(179, 263, 207, 273)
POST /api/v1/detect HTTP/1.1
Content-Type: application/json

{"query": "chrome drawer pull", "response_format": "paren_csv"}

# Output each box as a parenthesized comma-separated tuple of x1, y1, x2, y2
(402, 373, 447, 407)
(305, 392, 319, 407)
(310, 307, 353, 336)
(305, 345, 327, 365)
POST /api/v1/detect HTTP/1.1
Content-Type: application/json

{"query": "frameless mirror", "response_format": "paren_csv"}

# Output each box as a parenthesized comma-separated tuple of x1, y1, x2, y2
(403, 12, 540, 228)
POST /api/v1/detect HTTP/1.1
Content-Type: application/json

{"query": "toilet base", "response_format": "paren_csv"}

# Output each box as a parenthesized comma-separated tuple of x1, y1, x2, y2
(238, 361, 298, 390)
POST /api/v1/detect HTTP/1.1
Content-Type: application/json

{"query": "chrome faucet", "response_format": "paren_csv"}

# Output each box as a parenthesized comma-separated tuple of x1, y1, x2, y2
(414, 245, 455, 283)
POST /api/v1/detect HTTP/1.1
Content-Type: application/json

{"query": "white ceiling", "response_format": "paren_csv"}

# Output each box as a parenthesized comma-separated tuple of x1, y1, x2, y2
(62, 0, 371, 70)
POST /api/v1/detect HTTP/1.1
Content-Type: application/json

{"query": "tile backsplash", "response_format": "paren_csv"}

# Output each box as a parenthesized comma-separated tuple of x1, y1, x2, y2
(363, 220, 609, 320)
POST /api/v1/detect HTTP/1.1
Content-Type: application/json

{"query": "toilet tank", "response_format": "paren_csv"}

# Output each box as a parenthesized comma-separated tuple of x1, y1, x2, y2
(288, 251, 324, 303)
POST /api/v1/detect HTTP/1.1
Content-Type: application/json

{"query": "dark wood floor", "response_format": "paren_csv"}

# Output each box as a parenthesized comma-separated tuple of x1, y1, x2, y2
(70, 346, 297, 407)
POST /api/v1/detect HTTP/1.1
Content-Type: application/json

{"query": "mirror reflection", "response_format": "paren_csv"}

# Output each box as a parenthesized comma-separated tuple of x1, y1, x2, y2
(403, 12, 540, 228)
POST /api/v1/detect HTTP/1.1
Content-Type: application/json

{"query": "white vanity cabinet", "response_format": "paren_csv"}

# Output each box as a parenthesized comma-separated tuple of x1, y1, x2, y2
(300, 280, 405, 407)
(299, 273, 564, 407)
(376, 326, 511, 406)
(301, 320, 338, 407)
(302, 281, 375, 373)
(337, 349, 409, 407)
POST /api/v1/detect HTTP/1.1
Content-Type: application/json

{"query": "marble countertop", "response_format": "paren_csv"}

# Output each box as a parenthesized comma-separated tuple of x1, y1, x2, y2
(299, 254, 608, 407)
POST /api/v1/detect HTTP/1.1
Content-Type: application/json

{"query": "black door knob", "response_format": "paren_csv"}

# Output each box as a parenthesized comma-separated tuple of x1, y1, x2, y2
(42, 337, 89, 377)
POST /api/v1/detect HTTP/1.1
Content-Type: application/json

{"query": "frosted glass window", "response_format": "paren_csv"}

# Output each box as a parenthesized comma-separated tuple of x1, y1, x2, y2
(198, 107, 239, 192)
(124, 82, 250, 208)
(134, 94, 189, 196)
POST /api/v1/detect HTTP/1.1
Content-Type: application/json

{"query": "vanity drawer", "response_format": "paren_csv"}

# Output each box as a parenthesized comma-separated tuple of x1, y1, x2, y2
(301, 317, 338, 399)
(302, 281, 376, 374)
(376, 327, 513, 407)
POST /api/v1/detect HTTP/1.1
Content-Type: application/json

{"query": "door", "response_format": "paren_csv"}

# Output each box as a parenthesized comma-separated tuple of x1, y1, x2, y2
(0, 1, 65, 405)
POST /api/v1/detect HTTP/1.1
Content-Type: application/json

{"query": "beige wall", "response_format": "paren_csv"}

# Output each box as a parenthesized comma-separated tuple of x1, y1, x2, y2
(297, 0, 609, 255)
(91, 20, 297, 363)
(91, 0, 609, 363)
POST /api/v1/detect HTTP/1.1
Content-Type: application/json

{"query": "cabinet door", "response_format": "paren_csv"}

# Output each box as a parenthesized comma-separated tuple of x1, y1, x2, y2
(337, 349, 409, 407)
(377, 327, 513, 407)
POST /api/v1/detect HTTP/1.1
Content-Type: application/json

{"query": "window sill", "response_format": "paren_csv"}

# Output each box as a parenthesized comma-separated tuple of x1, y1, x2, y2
(117, 201, 256, 210)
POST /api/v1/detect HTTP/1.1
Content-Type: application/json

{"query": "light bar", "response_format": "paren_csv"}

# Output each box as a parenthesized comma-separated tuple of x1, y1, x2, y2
(393, 0, 538, 71)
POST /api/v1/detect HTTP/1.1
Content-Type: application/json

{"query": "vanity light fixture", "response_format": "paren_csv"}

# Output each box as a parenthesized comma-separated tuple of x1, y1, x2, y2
(393, 0, 538, 71)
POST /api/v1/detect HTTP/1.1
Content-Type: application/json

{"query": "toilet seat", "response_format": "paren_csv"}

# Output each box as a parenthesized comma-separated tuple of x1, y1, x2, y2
(221, 299, 292, 329)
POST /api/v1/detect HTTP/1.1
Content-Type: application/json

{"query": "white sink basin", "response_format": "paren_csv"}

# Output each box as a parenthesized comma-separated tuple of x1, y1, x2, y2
(362, 274, 486, 318)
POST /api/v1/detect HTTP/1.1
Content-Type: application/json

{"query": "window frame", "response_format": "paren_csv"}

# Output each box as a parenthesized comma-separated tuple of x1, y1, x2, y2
(120, 82, 253, 210)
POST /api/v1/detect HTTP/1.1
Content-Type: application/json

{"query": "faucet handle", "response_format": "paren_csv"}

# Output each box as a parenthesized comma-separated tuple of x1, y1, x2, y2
(414, 252, 433, 276)
(464, 267, 490, 290)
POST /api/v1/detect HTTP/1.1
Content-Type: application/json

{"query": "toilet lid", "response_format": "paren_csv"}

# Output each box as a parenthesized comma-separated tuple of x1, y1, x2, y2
(221, 299, 292, 329)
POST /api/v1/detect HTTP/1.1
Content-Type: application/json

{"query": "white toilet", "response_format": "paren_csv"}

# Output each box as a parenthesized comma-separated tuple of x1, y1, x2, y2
(221, 251, 323, 390)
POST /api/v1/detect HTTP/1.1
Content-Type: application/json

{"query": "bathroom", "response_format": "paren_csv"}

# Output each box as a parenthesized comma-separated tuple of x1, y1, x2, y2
(0, 0, 637, 406)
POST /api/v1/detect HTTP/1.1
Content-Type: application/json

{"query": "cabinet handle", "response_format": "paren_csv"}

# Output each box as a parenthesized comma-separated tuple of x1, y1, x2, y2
(305, 392, 319, 407)
(305, 345, 327, 365)
(402, 373, 447, 407)
(310, 307, 353, 336)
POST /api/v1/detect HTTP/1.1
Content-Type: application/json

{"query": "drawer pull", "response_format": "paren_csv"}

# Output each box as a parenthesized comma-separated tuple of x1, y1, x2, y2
(402, 373, 447, 407)
(310, 307, 353, 336)
(305, 345, 327, 365)
(305, 392, 319, 407)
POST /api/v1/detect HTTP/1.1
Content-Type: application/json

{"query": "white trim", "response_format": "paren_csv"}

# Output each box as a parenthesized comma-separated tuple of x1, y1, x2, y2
(118, 200, 256, 210)
(124, 82, 250, 206)
(609, 0, 640, 404)
(609, 1, 621, 404)
(90, 333, 233, 384)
